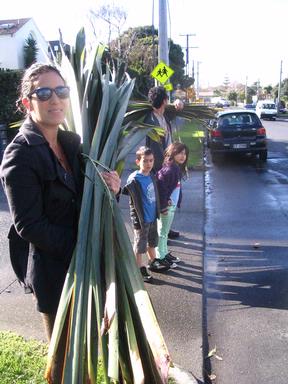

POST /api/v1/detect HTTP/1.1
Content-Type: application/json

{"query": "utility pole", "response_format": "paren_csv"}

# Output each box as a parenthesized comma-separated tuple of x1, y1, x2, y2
(158, 0, 169, 65)
(277, 60, 283, 113)
(179, 33, 197, 77)
(152, 0, 157, 86)
(192, 60, 195, 83)
(245, 75, 248, 104)
(196, 61, 201, 100)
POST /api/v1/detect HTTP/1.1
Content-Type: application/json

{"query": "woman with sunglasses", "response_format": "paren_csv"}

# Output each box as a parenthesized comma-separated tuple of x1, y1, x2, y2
(0, 62, 120, 382)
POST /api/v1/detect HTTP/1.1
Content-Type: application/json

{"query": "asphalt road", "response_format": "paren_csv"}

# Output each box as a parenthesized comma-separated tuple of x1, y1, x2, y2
(204, 118, 288, 383)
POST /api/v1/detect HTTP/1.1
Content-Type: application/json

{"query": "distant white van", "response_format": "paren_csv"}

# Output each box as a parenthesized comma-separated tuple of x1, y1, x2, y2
(256, 100, 277, 120)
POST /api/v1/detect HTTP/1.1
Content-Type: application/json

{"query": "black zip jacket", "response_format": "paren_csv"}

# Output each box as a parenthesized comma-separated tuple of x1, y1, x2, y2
(0, 118, 83, 313)
(123, 173, 160, 229)
(144, 111, 172, 172)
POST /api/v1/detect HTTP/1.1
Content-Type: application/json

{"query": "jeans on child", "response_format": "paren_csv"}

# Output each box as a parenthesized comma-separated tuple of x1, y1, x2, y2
(156, 205, 176, 259)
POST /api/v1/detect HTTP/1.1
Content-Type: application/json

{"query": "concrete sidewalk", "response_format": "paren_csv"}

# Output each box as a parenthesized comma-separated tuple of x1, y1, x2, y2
(119, 153, 204, 384)
(0, 155, 205, 383)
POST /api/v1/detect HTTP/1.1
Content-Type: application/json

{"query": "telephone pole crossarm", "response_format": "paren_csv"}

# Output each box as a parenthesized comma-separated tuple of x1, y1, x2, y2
(179, 33, 197, 76)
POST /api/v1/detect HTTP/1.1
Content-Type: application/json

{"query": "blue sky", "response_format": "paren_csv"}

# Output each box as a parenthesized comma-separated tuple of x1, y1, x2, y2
(2, 0, 288, 88)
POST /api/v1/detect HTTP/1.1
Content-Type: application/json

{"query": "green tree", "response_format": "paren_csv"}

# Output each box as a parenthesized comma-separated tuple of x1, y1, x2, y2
(246, 85, 257, 104)
(238, 90, 245, 103)
(23, 34, 39, 68)
(109, 26, 185, 98)
(281, 78, 288, 105)
(228, 90, 238, 105)
(214, 89, 222, 97)
(263, 85, 273, 97)
(273, 78, 288, 104)
(282, 78, 288, 97)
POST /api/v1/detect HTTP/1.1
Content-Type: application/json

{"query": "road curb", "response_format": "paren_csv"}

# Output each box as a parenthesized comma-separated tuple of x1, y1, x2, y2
(169, 364, 199, 384)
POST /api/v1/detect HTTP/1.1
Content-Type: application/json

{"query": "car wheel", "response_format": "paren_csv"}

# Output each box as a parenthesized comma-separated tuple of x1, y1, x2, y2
(259, 150, 267, 162)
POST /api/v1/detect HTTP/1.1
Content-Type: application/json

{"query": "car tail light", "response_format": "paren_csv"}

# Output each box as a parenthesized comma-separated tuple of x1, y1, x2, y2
(257, 127, 266, 135)
(211, 130, 222, 137)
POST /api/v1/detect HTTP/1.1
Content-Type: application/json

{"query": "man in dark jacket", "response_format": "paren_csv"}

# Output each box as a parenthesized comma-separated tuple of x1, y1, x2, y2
(145, 86, 183, 239)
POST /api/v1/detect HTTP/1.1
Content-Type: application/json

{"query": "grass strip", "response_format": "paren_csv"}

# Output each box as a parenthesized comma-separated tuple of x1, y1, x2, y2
(0, 331, 176, 383)
(174, 119, 205, 168)
(0, 331, 47, 384)
(0, 331, 106, 384)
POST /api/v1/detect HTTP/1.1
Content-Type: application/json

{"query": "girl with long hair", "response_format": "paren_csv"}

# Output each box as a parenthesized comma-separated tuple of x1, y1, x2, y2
(155, 141, 189, 266)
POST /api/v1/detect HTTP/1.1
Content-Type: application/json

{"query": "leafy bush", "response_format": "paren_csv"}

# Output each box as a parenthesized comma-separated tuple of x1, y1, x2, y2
(0, 69, 24, 125)
(0, 331, 48, 384)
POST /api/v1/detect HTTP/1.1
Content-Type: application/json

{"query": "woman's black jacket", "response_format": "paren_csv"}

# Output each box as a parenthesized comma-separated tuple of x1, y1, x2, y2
(0, 118, 83, 313)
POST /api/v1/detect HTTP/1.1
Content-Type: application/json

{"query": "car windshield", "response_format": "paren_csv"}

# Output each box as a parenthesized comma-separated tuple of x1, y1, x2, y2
(219, 113, 261, 128)
(263, 103, 276, 109)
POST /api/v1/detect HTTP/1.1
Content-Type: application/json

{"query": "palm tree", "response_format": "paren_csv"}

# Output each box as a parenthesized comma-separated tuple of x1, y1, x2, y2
(23, 34, 39, 68)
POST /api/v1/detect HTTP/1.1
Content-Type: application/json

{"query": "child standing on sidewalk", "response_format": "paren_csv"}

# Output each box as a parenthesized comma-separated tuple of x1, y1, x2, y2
(123, 146, 170, 283)
(156, 141, 189, 266)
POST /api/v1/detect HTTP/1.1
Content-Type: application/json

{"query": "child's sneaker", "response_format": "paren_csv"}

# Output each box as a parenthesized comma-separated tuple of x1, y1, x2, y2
(147, 258, 170, 272)
(140, 266, 153, 283)
(163, 254, 178, 268)
(165, 252, 181, 264)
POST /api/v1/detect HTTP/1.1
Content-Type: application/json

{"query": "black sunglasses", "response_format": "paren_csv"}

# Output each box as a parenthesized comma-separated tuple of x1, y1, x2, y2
(28, 86, 70, 101)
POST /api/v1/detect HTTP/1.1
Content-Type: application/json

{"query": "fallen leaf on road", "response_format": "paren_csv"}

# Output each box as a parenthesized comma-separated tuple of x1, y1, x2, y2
(206, 346, 217, 358)
(206, 346, 223, 361)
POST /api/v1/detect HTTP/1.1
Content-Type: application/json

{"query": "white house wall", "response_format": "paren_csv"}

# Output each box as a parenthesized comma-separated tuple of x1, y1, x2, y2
(0, 19, 49, 69)
(0, 36, 18, 69)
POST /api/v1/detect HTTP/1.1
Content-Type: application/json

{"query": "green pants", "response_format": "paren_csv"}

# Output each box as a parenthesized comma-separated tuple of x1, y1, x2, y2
(156, 205, 176, 259)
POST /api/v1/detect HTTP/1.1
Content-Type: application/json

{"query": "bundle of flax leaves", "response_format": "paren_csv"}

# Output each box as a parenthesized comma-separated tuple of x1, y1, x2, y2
(44, 30, 171, 384)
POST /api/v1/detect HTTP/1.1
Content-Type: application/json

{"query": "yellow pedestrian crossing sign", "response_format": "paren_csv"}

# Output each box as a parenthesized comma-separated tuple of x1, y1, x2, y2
(151, 61, 174, 84)
(164, 83, 173, 91)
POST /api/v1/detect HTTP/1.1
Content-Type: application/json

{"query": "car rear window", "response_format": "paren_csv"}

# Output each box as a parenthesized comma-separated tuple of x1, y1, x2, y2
(219, 113, 262, 128)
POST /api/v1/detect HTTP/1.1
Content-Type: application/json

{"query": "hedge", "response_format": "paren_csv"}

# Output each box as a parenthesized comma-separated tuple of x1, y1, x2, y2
(0, 69, 24, 125)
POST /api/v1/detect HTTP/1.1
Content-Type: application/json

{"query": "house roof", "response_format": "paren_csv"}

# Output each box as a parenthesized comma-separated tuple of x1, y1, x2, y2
(0, 18, 31, 36)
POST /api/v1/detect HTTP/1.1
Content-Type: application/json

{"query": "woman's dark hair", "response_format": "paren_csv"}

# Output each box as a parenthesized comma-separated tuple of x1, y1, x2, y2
(163, 141, 189, 176)
(148, 86, 168, 109)
(17, 62, 66, 113)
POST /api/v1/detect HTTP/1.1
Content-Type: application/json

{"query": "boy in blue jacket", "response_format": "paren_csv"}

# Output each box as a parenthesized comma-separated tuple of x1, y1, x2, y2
(123, 146, 172, 283)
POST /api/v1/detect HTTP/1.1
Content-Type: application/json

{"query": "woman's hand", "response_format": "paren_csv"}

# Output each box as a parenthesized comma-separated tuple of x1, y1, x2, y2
(102, 171, 121, 194)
